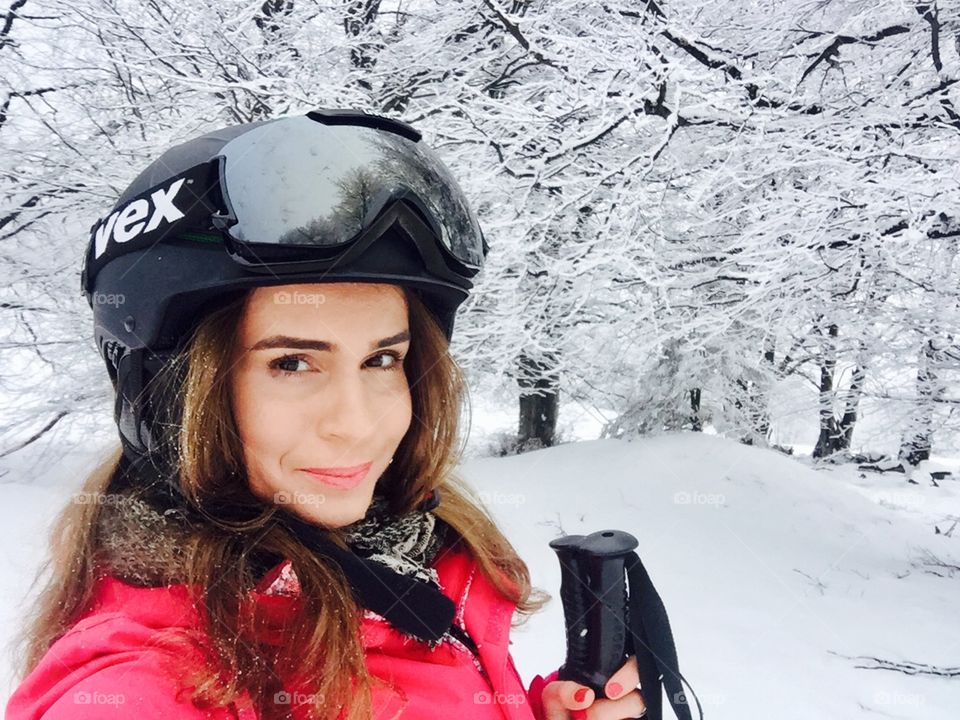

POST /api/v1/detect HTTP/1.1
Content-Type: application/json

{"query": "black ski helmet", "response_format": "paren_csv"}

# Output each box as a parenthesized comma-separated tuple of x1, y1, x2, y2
(81, 109, 489, 464)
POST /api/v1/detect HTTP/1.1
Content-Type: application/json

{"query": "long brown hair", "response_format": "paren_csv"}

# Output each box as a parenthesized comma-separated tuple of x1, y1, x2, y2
(14, 286, 549, 720)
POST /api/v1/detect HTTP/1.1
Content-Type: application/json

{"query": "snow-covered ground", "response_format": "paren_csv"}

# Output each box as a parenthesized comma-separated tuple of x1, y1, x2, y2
(1, 402, 958, 719)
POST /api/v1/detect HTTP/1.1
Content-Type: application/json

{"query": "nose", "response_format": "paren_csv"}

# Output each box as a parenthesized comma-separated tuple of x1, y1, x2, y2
(316, 368, 376, 445)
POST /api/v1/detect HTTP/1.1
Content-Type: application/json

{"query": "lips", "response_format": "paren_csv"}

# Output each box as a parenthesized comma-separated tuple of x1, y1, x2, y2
(299, 462, 372, 490)
(301, 463, 372, 477)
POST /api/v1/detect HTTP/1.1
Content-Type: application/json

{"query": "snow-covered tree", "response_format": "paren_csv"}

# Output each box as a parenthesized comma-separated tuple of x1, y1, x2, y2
(2, 0, 957, 463)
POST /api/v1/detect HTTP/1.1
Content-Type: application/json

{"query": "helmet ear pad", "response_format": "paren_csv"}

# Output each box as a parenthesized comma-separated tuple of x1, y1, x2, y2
(112, 347, 177, 463)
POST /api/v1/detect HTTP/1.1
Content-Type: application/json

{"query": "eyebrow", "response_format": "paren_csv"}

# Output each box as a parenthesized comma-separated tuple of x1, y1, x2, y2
(249, 329, 411, 353)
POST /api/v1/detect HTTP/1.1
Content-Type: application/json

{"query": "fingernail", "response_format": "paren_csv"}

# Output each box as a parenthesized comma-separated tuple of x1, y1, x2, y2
(607, 682, 623, 698)
(571, 710, 587, 720)
(574, 688, 588, 703)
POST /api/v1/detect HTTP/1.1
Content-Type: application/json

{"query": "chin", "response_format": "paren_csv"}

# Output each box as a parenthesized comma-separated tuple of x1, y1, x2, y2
(290, 492, 374, 529)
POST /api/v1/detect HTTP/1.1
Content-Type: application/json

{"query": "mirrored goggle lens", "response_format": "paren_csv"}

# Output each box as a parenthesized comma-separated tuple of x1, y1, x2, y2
(215, 115, 484, 267)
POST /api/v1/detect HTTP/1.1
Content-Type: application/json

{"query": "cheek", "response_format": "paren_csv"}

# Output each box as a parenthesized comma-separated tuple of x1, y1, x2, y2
(231, 372, 295, 458)
(389, 383, 414, 434)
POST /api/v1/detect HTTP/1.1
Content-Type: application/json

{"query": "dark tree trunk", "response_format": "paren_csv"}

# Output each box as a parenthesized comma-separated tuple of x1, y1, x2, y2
(899, 338, 948, 466)
(838, 350, 868, 450)
(689, 388, 702, 431)
(813, 325, 868, 459)
(756, 337, 776, 441)
(733, 377, 763, 445)
(517, 350, 560, 451)
(813, 323, 841, 458)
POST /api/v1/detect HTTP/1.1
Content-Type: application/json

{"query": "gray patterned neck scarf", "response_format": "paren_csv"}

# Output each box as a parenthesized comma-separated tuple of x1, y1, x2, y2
(341, 492, 447, 590)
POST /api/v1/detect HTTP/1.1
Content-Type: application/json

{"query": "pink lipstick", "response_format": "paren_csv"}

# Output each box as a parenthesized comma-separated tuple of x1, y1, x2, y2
(299, 462, 372, 490)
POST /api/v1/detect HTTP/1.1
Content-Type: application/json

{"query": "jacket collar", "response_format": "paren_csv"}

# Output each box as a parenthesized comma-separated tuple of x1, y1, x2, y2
(95, 483, 457, 643)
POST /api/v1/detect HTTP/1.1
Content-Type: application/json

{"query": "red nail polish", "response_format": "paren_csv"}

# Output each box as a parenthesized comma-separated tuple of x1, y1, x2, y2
(574, 688, 588, 703)
(607, 682, 623, 697)
(571, 710, 587, 720)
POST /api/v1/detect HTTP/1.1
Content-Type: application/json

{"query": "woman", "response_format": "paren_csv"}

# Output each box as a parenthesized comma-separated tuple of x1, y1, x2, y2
(6, 110, 646, 720)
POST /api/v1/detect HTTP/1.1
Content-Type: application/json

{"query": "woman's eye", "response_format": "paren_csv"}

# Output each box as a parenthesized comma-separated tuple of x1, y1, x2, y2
(268, 351, 404, 377)
(269, 355, 310, 376)
(369, 351, 405, 372)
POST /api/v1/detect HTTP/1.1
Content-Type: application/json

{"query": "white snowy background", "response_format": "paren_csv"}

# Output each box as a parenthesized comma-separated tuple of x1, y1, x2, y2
(2, 0, 959, 718)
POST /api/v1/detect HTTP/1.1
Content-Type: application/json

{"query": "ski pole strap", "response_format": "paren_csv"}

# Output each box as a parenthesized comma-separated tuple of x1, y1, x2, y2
(625, 551, 702, 720)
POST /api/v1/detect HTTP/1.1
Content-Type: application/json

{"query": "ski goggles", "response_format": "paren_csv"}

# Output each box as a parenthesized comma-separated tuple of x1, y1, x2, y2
(82, 110, 488, 295)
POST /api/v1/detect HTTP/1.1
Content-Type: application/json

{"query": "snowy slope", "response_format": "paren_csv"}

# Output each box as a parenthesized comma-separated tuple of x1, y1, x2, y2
(1, 431, 957, 719)
(469, 434, 960, 719)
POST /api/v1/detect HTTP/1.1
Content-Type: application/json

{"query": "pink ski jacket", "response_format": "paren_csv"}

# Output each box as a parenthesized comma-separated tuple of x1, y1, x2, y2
(6, 545, 560, 720)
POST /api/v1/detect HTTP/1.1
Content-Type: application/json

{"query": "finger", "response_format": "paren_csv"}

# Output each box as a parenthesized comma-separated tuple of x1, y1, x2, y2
(583, 689, 647, 720)
(540, 680, 595, 719)
(604, 655, 640, 700)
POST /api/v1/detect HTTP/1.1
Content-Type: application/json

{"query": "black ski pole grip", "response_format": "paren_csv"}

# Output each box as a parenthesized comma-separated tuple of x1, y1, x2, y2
(548, 530, 639, 701)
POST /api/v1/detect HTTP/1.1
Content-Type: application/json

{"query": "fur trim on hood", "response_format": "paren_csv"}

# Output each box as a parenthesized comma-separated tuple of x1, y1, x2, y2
(93, 482, 447, 595)
(94, 484, 199, 587)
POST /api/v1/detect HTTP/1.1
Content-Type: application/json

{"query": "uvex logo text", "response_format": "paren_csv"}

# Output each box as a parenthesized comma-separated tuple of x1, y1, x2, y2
(93, 178, 187, 259)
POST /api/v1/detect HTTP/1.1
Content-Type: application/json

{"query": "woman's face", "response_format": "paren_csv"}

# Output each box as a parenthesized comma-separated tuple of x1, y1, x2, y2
(229, 282, 413, 528)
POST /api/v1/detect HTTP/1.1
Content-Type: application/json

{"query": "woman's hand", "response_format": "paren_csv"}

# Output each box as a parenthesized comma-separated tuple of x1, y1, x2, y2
(540, 655, 646, 720)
